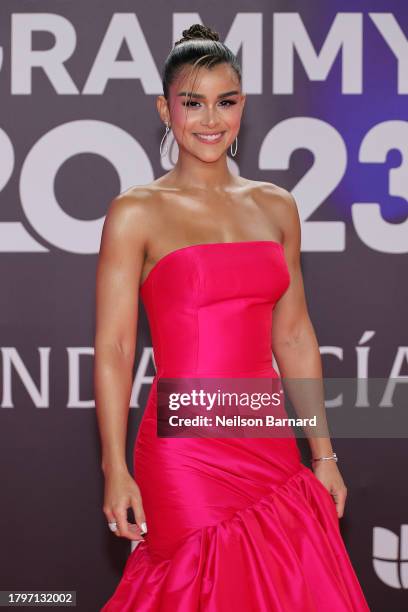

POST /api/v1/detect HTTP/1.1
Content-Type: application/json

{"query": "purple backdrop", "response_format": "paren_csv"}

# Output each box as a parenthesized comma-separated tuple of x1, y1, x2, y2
(1, 2, 407, 610)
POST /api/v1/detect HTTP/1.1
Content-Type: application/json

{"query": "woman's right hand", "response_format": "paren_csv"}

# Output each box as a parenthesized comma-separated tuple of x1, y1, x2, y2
(103, 467, 147, 541)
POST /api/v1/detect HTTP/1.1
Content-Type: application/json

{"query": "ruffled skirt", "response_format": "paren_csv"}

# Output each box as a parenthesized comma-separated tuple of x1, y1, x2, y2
(101, 377, 370, 611)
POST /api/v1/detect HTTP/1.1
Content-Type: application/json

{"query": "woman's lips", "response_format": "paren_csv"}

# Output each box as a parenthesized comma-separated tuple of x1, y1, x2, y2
(194, 132, 225, 144)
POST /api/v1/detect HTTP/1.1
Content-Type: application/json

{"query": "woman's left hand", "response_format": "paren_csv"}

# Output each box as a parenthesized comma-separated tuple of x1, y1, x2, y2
(312, 460, 348, 519)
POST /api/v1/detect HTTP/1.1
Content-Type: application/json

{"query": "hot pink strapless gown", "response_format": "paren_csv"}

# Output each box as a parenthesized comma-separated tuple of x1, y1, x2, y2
(101, 241, 370, 611)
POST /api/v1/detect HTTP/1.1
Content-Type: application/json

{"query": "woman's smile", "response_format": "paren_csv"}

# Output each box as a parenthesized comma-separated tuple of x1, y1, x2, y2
(193, 131, 226, 144)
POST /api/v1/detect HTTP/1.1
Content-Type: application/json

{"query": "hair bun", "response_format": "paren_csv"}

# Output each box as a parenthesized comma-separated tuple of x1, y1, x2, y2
(176, 24, 220, 45)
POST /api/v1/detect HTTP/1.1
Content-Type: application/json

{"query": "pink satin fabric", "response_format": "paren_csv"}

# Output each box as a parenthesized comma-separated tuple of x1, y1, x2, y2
(101, 241, 370, 611)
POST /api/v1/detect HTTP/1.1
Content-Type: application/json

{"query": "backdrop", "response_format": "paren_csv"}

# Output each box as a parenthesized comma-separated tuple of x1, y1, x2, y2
(1, 2, 407, 611)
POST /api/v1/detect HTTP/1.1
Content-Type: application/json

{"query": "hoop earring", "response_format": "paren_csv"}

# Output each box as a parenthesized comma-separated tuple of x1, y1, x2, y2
(160, 121, 171, 157)
(230, 136, 238, 157)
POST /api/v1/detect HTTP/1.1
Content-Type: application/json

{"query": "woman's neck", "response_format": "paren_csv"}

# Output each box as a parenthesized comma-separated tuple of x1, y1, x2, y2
(167, 151, 237, 192)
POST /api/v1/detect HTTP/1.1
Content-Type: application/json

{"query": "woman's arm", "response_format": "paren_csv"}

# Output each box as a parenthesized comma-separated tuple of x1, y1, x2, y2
(94, 192, 147, 540)
(267, 188, 347, 518)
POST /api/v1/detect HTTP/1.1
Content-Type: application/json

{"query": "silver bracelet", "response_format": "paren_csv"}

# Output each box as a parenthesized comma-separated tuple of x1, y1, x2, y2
(311, 452, 338, 463)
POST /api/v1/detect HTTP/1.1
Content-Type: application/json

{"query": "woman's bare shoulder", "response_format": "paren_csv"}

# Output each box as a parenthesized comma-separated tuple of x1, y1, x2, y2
(247, 180, 295, 205)
(99, 184, 167, 256)
(109, 182, 164, 211)
(106, 183, 166, 229)
(250, 180, 298, 219)
(248, 180, 300, 243)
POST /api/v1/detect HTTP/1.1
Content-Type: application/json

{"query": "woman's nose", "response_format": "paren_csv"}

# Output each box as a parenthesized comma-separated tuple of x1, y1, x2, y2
(201, 106, 219, 127)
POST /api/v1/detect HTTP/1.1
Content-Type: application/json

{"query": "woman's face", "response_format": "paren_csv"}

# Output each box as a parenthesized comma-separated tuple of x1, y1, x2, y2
(164, 62, 246, 161)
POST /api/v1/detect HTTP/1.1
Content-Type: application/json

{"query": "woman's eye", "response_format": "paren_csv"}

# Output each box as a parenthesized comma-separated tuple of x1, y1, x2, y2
(182, 101, 201, 107)
(182, 100, 237, 108)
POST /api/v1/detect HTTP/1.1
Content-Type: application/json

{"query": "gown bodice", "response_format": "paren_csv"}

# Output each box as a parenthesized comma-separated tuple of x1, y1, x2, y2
(139, 240, 290, 378)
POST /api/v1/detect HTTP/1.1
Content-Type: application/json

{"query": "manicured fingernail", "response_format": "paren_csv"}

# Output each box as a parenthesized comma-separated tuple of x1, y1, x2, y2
(140, 522, 148, 534)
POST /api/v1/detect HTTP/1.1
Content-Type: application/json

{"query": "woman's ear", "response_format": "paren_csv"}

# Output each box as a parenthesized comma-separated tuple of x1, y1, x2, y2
(156, 95, 170, 124)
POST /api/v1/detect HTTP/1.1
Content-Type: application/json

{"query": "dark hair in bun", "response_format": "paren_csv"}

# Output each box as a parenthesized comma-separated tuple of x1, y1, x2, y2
(175, 24, 220, 44)
(162, 24, 242, 100)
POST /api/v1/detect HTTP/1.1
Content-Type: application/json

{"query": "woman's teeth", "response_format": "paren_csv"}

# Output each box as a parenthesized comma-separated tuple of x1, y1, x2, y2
(194, 132, 224, 142)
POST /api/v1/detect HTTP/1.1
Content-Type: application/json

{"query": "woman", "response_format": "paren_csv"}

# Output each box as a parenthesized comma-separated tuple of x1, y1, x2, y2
(95, 24, 370, 611)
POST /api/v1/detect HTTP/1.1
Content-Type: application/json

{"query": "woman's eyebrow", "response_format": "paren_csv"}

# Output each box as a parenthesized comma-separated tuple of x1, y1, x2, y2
(176, 90, 240, 99)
